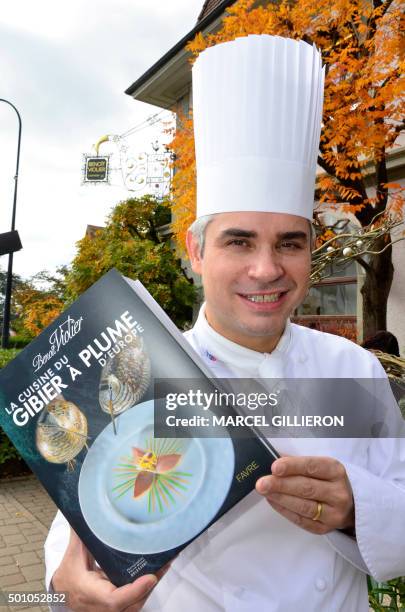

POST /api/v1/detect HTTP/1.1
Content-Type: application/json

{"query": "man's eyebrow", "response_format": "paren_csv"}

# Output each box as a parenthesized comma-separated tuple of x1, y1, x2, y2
(217, 228, 258, 240)
(217, 229, 309, 241)
(277, 231, 308, 241)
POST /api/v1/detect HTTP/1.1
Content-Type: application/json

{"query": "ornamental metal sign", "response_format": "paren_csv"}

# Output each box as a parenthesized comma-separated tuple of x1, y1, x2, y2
(83, 156, 110, 183)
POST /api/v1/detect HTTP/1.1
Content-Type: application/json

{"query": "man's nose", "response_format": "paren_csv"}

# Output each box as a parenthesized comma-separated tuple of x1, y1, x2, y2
(247, 249, 284, 283)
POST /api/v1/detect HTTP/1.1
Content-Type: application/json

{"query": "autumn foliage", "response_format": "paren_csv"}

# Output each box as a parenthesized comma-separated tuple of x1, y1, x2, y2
(66, 196, 196, 328)
(16, 292, 64, 336)
(169, 114, 196, 251)
(12, 270, 66, 337)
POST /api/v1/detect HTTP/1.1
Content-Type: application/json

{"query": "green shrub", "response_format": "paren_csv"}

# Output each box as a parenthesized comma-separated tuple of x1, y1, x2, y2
(0, 348, 20, 368)
(0, 348, 25, 470)
(0, 431, 20, 465)
(7, 334, 32, 349)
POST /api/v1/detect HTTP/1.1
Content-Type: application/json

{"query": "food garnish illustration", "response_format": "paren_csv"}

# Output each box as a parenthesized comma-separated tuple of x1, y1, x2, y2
(113, 438, 192, 513)
(99, 335, 151, 428)
(36, 395, 88, 470)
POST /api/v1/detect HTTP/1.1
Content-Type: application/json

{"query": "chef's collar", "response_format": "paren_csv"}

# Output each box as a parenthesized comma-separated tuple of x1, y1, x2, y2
(194, 303, 291, 378)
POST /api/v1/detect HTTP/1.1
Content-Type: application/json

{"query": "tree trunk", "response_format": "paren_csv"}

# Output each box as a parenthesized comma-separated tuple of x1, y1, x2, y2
(360, 237, 394, 340)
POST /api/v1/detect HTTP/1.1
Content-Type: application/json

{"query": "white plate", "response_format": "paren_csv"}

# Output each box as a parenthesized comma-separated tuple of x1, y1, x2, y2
(78, 400, 235, 553)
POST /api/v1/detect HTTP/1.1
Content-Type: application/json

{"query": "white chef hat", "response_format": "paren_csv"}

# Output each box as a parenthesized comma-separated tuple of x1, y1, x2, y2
(192, 35, 325, 220)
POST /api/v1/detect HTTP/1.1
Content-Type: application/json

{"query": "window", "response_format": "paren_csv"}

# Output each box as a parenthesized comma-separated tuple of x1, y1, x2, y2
(295, 261, 357, 317)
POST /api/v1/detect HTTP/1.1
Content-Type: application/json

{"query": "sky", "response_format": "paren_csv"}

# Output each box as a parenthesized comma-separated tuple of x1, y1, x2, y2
(0, 0, 203, 279)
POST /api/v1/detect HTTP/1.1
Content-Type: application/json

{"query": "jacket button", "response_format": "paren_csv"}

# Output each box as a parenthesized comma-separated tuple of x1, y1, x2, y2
(315, 578, 327, 591)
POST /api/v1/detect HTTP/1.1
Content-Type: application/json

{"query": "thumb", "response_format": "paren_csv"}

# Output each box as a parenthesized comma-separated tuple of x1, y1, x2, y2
(110, 574, 158, 610)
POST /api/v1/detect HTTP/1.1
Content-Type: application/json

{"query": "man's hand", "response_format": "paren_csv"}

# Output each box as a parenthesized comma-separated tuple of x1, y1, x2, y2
(52, 528, 167, 611)
(256, 456, 355, 535)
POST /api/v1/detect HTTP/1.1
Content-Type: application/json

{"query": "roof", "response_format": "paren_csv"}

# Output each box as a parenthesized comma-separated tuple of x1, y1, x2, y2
(85, 225, 103, 239)
(197, 0, 227, 22)
(125, 0, 235, 97)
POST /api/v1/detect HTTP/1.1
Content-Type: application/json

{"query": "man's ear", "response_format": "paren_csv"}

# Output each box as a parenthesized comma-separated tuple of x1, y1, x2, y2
(186, 230, 203, 275)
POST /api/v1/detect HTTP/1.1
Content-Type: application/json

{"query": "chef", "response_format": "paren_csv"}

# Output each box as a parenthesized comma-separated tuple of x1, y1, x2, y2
(45, 35, 405, 611)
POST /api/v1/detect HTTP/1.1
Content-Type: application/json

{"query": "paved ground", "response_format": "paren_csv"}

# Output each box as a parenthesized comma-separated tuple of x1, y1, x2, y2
(0, 476, 57, 612)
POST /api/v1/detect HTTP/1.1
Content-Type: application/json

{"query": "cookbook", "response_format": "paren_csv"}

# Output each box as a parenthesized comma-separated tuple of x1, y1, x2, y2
(0, 269, 278, 586)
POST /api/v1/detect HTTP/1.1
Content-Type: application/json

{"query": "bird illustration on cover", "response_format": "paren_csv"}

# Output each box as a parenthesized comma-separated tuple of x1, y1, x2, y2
(36, 395, 88, 470)
(99, 335, 151, 433)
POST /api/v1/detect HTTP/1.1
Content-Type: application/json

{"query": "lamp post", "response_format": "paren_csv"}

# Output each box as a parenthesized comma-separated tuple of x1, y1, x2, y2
(0, 99, 22, 349)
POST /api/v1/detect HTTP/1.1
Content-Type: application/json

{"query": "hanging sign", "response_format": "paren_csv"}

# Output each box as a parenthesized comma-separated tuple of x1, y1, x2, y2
(84, 156, 109, 183)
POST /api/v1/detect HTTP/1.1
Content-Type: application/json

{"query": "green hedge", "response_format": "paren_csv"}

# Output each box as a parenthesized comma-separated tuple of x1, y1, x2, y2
(0, 430, 20, 465)
(0, 348, 25, 469)
(7, 334, 33, 349)
(0, 347, 20, 368)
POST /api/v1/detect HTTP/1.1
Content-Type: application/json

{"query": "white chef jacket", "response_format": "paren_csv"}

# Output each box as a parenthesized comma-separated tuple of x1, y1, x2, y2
(45, 306, 405, 611)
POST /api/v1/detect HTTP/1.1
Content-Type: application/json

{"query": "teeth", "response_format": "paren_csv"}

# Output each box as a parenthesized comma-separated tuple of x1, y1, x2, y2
(245, 294, 281, 303)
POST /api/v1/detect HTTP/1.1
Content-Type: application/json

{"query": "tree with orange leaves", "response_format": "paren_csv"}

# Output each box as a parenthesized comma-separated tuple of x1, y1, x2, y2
(12, 269, 67, 337)
(169, 0, 404, 338)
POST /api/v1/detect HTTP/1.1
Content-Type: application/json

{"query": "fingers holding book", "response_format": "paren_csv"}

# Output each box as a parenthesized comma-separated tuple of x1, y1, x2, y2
(51, 528, 162, 611)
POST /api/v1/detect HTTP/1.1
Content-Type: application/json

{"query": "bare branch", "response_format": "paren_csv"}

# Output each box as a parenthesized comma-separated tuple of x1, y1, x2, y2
(355, 256, 373, 274)
(361, 236, 404, 255)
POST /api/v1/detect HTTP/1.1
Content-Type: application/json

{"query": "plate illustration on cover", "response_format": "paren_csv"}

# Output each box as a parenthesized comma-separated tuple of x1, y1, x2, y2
(78, 400, 235, 554)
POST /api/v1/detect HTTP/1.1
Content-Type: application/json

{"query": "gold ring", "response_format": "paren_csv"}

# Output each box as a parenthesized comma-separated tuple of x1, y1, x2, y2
(312, 501, 323, 521)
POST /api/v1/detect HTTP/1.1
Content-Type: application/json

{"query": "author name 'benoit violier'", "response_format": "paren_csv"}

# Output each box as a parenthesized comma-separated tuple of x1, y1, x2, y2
(166, 414, 344, 428)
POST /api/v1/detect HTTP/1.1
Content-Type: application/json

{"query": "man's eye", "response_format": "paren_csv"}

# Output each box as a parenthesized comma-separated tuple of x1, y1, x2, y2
(279, 242, 301, 250)
(227, 239, 249, 247)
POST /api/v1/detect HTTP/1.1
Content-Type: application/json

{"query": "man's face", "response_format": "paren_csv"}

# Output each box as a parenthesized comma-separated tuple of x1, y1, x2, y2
(186, 211, 311, 352)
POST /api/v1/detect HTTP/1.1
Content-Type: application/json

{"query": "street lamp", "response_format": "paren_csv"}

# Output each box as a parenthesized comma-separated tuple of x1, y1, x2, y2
(0, 99, 22, 349)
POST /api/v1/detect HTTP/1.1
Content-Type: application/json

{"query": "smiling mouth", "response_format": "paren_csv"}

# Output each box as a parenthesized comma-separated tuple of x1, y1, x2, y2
(240, 292, 287, 303)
